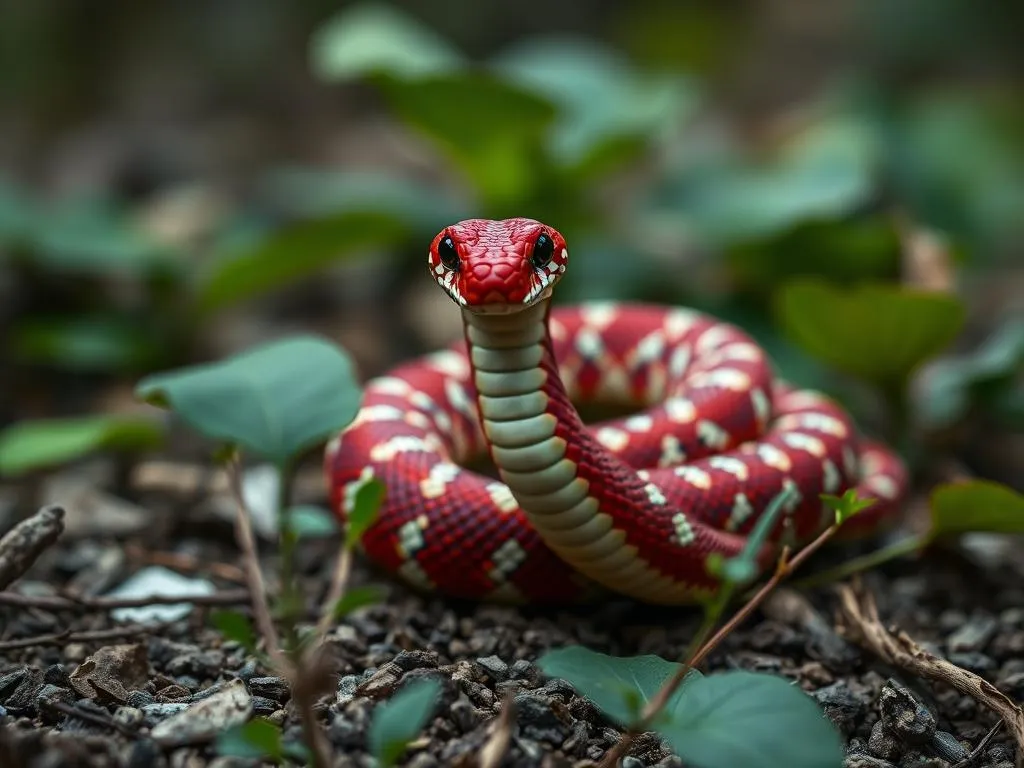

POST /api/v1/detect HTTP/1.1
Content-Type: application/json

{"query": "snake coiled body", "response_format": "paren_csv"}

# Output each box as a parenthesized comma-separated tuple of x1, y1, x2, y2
(325, 218, 908, 604)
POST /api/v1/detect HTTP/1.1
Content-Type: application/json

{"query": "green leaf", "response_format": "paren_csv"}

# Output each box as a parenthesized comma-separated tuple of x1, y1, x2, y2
(821, 489, 877, 526)
(660, 671, 843, 768)
(491, 37, 694, 171)
(210, 610, 259, 654)
(368, 678, 441, 767)
(0, 415, 164, 478)
(929, 480, 1024, 537)
(535, 646, 701, 728)
(25, 197, 176, 276)
(708, 483, 798, 587)
(378, 74, 557, 206)
(345, 478, 385, 550)
(215, 718, 284, 761)
(310, 2, 463, 81)
(10, 314, 164, 372)
(287, 505, 339, 539)
(135, 335, 362, 465)
(333, 585, 387, 619)
(776, 279, 965, 385)
(194, 211, 412, 314)
(258, 169, 467, 230)
(917, 319, 1024, 429)
(687, 117, 879, 245)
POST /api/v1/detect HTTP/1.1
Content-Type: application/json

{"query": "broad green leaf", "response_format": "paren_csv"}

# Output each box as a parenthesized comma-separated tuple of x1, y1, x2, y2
(378, 74, 556, 205)
(210, 610, 259, 654)
(287, 505, 339, 539)
(929, 480, 1024, 537)
(368, 678, 441, 767)
(0, 415, 164, 477)
(310, 2, 463, 81)
(10, 314, 164, 372)
(194, 211, 411, 314)
(776, 279, 965, 385)
(536, 646, 701, 728)
(216, 718, 284, 761)
(135, 335, 362, 465)
(491, 37, 693, 171)
(821, 489, 877, 527)
(660, 671, 842, 768)
(345, 478, 385, 550)
(333, 585, 387, 619)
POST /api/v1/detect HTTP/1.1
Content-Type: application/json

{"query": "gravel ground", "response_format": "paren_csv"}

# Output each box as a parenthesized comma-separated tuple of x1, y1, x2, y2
(1, 495, 1022, 768)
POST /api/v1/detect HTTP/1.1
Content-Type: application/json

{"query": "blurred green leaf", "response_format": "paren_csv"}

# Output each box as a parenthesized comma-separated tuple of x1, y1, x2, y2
(345, 478, 385, 550)
(311, 1, 463, 80)
(0, 178, 35, 243)
(885, 94, 1024, 255)
(537, 646, 700, 728)
(368, 678, 441, 767)
(917, 319, 1024, 429)
(661, 671, 843, 768)
(287, 504, 340, 539)
(136, 335, 362, 466)
(333, 585, 386, 619)
(216, 718, 284, 761)
(929, 480, 1024, 537)
(210, 610, 259, 654)
(194, 211, 411, 314)
(707, 483, 796, 587)
(258, 169, 468, 230)
(776, 279, 965, 386)
(492, 37, 694, 173)
(687, 118, 879, 245)
(25, 198, 176, 276)
(10, 314, 164, 372)
(0, 415, 164, 477)
(378, 74, 557, 206)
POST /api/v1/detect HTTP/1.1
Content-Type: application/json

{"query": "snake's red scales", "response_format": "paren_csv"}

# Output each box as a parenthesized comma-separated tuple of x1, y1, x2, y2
(324, 218, 908, 604)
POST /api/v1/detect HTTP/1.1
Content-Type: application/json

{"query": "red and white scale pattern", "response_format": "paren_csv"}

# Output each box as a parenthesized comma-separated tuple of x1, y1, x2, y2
(325, 302, 908, 603)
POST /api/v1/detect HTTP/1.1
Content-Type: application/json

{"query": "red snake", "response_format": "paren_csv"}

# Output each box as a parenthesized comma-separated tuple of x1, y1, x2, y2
(325, 218, 908, 604)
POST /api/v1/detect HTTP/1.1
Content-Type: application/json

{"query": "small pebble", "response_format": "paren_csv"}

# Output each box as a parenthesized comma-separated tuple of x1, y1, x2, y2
(946, 615, 998, 653)
(878, 680, 936, 745)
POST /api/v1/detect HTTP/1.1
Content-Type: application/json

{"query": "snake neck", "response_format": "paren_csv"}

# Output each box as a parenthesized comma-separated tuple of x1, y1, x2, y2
(462, 301, 700, 602)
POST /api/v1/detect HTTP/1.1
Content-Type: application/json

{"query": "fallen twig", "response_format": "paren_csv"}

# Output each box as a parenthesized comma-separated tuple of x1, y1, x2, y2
(42, 699, 141, 738)
(0, 621, 173, 651)
(0, 505, 65, 590)
(836, 580, 1023, 767)
(478, 692, 516, 768)
(952, 720, 1003, 768)
(0, 588, 250, 612)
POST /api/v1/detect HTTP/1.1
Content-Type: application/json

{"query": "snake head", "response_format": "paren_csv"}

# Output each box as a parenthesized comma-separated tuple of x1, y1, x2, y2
(427, 218, 568, 313)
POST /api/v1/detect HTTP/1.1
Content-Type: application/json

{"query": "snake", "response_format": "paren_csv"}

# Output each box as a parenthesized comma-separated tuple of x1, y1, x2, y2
(324, 218, 908, 604)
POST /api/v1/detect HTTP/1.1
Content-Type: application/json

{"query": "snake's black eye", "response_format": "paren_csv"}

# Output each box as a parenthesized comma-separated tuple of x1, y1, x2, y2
(532, 232, 554, 269)
(438, 234, 459, 271)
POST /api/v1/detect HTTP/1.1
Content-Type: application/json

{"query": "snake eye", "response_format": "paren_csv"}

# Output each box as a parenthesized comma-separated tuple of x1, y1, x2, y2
(438, 235, 459, 271)
(532, 232, 554, 269)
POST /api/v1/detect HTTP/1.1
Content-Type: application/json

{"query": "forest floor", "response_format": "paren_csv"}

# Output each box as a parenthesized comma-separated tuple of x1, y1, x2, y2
(1, 469, 1022, 768)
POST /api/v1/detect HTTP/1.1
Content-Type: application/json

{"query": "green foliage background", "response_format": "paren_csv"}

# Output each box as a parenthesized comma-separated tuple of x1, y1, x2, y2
(1, 0, 1022, 486)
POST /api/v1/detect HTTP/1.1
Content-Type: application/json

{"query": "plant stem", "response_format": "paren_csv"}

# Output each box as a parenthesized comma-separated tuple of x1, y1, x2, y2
(790, 534, 926, 590)
(600, 518, 847, 767)
(275, 459, 303, 652)
(225, 458, 286, 671)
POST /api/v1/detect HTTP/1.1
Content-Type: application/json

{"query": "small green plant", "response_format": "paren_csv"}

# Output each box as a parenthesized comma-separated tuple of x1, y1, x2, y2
(367, 678, 442, 767)
(537, 487, 877, 768)
(133, 334, 391, 767)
